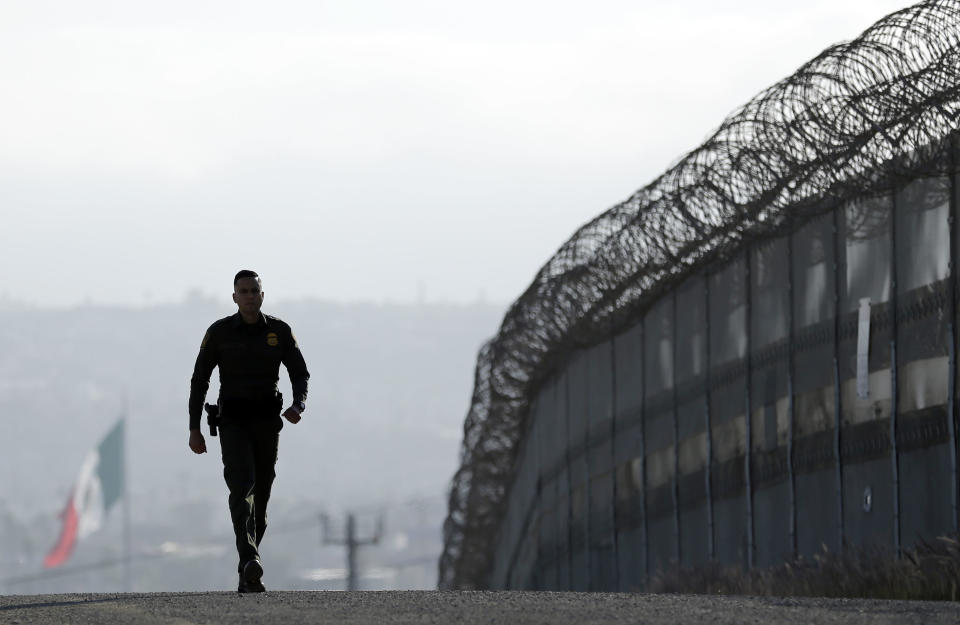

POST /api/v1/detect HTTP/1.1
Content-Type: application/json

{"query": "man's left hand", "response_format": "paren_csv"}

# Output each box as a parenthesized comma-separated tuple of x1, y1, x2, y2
(282, 406, 302, 424)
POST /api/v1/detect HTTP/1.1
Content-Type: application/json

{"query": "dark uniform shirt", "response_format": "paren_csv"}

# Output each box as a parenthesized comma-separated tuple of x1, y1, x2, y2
(188, 312, 309, 430)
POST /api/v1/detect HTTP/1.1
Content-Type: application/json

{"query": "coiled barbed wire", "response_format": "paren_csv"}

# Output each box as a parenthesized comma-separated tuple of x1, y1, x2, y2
(439, 0, 960, 589)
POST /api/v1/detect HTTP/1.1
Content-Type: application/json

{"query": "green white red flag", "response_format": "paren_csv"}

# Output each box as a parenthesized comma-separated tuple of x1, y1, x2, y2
(44, 419, 125, 568)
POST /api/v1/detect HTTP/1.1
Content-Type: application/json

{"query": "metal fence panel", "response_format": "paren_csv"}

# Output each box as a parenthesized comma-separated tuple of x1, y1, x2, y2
(751, 238, 790, 349)
(792, 215, 837, 397)
(491, 449, 519, 587)
(842, 195, 893, 313)
(678, 498, 709, 567)
(613, 448, 644, 589)
(708, 257, 748, 567)
(588, 469, 616, 590)
(837, 195, 895, 552)
(676, 275, 707, 385)
(842, 455, 895, 549)
(521, 418, 540, 584)
(505, 409, 538, 588)
(540, 375, 569, 590)
(536, 372, 572, 590)
(555, 487, 571, 589)
(614, 323, 644, 467)
(710, 256, 748, 368)
(895, 177, 950, 369)
(791, 212, 841, 557)
(899, 443, 952, 547)
(796, 469, 840, 557)
(538, 494, 557, 589)
(677, 395, 709, 567)
(753, 481, 792, 568)
(555, 370, 572, 590)
(567, 350, 591, 589)
(793, 213, 836, 329)
(676, 275, 709, 568)
(586, 340, 617, 589)
(537, 378, 559, 590)
(612, 322, 645, 589)
(749, 238, 792, 567)
(712, 494, 748, 567)
(644, 298, 676, 574)
(614, 322, 644, 423)
(646, 297, 674, 397)
(896, 176, 950, 296)
(588, 340, 615, 465)
(895, 175, 954, 549)
(478, 149, 960, 588)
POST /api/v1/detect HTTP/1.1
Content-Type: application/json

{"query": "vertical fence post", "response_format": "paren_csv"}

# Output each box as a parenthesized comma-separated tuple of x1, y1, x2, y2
(705, 272, 715, 561)
(554, 378, 563, 591)
(534, 396, 542, 589)
(745, 249, 755, 569)
(950, 133, 959, 532)
(833, 205, 845, 550)
(610, 336, 620, 590)
(565, 370, 574, 590)
(640, 317, 650, 583)
(891, 184, 902, 558)
(584, 357, 592, 590)
(503, 411, 537, 589)
(672, 291, 682, 564)
(787, 224, 798, 558)
(951, 287, 959, 532)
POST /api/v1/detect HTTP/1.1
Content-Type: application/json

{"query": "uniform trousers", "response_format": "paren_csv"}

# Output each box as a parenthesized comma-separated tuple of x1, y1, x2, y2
(218, 414, 282, 572)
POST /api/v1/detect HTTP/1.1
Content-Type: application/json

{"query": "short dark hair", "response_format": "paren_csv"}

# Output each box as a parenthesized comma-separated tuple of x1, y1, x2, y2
(234, 270, 260, 286)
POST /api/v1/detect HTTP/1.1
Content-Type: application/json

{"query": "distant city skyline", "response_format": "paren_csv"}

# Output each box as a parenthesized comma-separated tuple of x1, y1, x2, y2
(1, 0, 911, 308)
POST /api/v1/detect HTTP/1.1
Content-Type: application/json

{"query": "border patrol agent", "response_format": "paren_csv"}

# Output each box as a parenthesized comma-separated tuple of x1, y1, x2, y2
(188, 269, 310, 593)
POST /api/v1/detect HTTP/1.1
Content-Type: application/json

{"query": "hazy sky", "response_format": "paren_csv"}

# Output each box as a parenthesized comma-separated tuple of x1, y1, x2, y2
(1, 0, 911, 308)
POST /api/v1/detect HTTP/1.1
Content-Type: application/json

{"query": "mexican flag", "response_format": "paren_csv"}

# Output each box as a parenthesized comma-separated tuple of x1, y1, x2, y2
(44, 419, 125, 568)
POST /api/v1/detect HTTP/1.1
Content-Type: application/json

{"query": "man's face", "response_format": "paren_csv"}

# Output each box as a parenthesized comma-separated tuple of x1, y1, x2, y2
(232, 277, 264, 315)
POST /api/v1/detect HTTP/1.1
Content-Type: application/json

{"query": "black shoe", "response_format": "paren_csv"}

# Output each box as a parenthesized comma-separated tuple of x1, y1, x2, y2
(238, 559, 266, 593)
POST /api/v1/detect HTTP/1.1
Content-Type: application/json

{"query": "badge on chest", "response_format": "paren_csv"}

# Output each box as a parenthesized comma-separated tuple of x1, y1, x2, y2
(266, 332, 279, 347)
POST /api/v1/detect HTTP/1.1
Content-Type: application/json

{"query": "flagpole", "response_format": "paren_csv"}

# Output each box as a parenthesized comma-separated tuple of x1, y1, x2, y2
(122, 393, 131, 593)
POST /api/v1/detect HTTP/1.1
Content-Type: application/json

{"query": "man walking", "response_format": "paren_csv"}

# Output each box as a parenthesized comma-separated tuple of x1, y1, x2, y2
(188, 270, 310, 593)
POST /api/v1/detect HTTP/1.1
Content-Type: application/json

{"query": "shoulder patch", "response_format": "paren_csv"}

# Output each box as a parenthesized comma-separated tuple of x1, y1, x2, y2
(200, 331, 210, 348)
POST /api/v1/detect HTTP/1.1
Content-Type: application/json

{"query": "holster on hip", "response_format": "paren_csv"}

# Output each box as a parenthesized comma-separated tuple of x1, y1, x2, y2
(204, 402, 221, 437)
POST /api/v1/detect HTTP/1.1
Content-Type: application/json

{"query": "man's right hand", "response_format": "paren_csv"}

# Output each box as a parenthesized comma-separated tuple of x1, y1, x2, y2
(189, 429, 207, 454)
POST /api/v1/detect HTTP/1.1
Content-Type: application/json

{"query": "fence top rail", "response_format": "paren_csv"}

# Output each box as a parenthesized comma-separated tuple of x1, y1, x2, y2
(440, 0, 960, 590)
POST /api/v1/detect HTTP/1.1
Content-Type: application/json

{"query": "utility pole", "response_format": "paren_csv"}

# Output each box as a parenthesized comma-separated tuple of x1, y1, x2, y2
(320, 512, 383, 591)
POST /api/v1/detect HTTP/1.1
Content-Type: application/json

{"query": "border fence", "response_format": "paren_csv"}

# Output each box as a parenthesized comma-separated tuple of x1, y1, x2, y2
(439, 0, 960, 590)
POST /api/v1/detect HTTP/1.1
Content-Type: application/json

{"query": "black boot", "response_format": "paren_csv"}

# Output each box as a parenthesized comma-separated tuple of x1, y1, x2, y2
(237, 558, 266, 593)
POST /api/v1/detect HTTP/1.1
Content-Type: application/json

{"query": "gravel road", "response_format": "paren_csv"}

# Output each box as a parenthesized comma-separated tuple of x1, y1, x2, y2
(2, 591, 960, 625)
